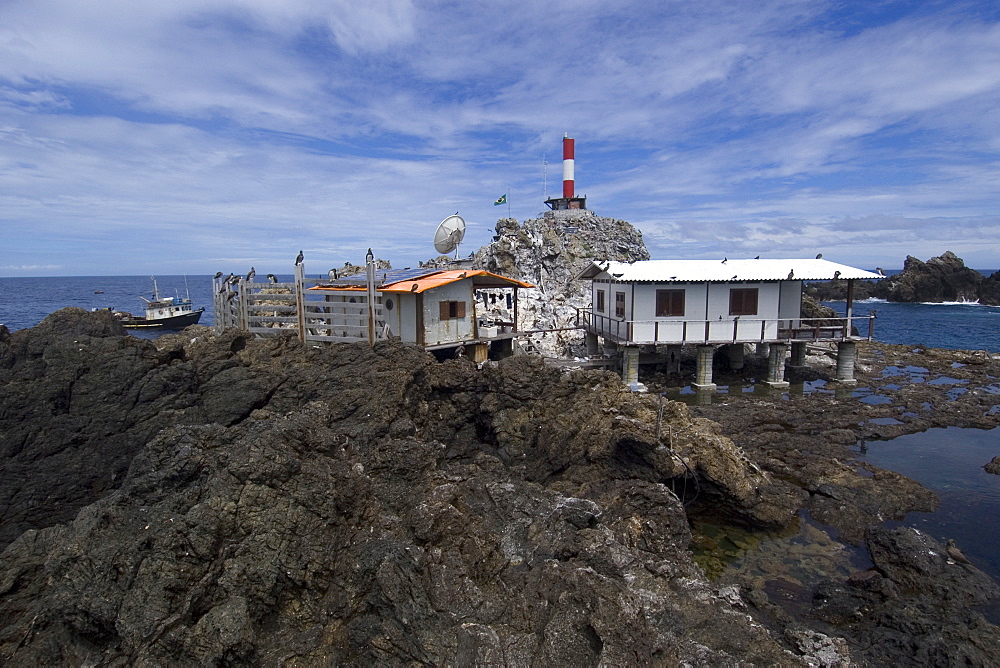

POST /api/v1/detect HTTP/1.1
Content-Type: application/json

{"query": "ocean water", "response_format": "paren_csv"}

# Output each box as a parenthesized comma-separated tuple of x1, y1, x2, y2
(824, 298, 1000, 352)
(0, 275, 218, 338)
(856, 427, 1000, 589)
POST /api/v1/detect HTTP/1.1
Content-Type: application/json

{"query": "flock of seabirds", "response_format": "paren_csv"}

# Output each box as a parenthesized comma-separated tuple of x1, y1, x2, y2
(213, 250, 305, 301)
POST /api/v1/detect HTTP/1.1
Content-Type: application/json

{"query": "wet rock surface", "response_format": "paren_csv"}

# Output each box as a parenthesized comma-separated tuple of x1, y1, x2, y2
(677, 340, 1000, 663)
(1, 309, 998, 665)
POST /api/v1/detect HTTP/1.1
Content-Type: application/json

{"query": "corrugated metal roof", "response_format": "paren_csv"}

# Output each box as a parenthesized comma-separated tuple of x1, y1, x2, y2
(310, 268, 534, 294)
(381, 269, 534, 294)
(578, 258, 883, 282)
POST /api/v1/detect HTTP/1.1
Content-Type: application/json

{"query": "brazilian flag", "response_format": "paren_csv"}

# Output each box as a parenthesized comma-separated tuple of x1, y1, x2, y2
(493, 194, 507, 206)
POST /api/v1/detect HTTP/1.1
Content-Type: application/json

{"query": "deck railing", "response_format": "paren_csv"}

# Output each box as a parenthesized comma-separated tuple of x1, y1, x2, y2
(575, 308, 875, 345)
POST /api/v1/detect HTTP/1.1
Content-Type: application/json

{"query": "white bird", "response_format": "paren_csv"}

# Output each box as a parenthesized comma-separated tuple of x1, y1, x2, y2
(266, 273, 278, 283)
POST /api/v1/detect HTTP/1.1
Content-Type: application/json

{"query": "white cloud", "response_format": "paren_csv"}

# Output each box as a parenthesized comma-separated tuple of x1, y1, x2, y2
(1, 0, 998, 274)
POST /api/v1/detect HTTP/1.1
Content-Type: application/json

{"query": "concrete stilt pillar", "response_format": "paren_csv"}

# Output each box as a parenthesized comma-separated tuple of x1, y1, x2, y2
(789, 341, 807, 368)
(765, 342, 790, 388)
(756, 342, 770, 358)
(585, 332, 599, 356)
(834, 340, 858, 385)
(728, 343, 745, 370)
(622, 346, 644, 390)
(692, 345, 716, 391)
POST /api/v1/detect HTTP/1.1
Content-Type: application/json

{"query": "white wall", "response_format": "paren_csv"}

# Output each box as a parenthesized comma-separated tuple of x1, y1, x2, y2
(382, 293, 407, 341)
(609, 280, 792, 343)
(778, 280, 802, 320)
(422, 280, 474, 345)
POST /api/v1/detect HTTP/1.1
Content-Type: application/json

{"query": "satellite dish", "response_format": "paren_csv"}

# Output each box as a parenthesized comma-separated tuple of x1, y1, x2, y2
(433, 214, 466, 257)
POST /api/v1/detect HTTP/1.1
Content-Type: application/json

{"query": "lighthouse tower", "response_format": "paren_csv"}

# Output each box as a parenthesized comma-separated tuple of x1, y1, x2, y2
(544, 134, 588, 211)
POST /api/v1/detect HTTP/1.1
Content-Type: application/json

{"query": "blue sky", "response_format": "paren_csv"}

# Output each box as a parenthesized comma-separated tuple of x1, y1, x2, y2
(1, 0, 998, 277)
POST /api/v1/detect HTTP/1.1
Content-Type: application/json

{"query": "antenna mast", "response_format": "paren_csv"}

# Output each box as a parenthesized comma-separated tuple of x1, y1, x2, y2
(542, 154, 547, 200)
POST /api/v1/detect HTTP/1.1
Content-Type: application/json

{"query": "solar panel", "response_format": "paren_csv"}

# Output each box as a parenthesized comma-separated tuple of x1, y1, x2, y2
(319, 267, 441, 287)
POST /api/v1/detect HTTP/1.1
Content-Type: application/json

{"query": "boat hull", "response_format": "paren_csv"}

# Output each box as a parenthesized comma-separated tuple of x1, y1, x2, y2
(118, 308, 205, 330)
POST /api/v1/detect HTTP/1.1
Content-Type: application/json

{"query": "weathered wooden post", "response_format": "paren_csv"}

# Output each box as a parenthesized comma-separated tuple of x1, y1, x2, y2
(294, 262, 306, 343)
(365, 248, 376, 346)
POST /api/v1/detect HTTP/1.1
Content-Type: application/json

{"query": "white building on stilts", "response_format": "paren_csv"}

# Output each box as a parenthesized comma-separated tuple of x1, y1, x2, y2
(575, 258, 883, 390)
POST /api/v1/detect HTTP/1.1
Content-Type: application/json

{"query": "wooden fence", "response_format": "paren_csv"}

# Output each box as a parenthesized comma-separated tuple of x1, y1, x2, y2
(213, 260, 387, 345)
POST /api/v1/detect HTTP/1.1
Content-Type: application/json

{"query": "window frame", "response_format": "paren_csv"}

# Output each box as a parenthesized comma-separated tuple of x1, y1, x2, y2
(615, 291, 626, 318)
(596, 289, 605, 312)
(655, 289, 685, 317)
(729, 288, 759, 316)
(439, 300, 467, 320)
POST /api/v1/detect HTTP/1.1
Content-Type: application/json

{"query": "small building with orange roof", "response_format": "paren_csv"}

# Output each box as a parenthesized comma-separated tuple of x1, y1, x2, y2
(308, 267, 533, 360)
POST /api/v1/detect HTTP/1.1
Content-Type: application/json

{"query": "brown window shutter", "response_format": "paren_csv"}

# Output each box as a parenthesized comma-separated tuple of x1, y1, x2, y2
(456, 301, 466, 318)
(440, 301, 450, 320)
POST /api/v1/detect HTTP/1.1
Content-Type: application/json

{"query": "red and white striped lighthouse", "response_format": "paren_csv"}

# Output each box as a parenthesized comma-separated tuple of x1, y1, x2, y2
(545, 133, 587, 211)
(562, 133, 575, 198)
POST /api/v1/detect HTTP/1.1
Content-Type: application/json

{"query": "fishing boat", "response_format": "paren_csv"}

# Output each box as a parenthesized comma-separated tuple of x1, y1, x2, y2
(114, 277, 204, 330)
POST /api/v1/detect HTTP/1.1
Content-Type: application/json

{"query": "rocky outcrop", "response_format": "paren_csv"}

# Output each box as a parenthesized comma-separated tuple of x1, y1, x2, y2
(979, 270, 1000, 306)
(471, 210, 649, 356)
(875, 251, 984, 303)
(806, 527, 1000, 665)
(807, 251, 997, 304)
(803, 278, 881, 302)
(3, 310, 1000, 664)
(0, 308, 817, 665)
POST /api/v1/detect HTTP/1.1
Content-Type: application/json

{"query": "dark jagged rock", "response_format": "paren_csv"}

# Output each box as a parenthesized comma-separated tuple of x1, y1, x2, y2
(803, 278, 880, 302)
(805, 252, 998, 305)
(800, 294, 839, 321)
(980, 270, 1000, 306)
(985, 456, 1000, 475)
(3, 310, 1000, 665)
(806, 527, 1000, 665)
(0, 310, 814, 665)
(874, 251, 984, 303)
